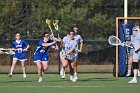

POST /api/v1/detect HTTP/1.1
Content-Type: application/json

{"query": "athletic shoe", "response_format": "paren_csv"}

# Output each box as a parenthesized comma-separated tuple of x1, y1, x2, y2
(128, 79, 137, 83)
(23, 74, 27, 78)
(74, 73, 78, 80)
(38, 77, 42, 83)
(72, 78, 77, 82)
(126, 73, 131, 77)
(61, 74, 65, 79)
(60, 67, 64, 76)
(8, 73, 12, 78)
(70, 75, 73, 81)
(138, 70, 140, 77)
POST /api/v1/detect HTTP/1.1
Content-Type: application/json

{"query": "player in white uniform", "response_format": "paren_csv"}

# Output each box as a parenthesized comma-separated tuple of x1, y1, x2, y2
(126, 25, 140, 77)
(72, 26, 83, 80)
(60, 26, 83, 81)
(128, 27, 140, 83)
(60, 31, 78, 82)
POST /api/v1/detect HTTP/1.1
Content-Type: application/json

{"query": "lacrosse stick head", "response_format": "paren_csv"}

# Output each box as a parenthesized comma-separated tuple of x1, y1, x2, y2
(46, 19, 51, 28)
(53, 20, 59, 31)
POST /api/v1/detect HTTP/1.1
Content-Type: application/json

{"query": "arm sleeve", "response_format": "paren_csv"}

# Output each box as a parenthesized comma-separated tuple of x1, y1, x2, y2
(39, 40, 44, 46)
(11, 42, 15, 48)
(62, 37, 67, 44)
(138, 33, 140, 39)
(23, 40, 29, 47)
(79, 35, 83, 43)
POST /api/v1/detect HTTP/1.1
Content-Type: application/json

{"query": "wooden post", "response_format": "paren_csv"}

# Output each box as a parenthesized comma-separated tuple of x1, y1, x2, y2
(116, 17, 119, 79)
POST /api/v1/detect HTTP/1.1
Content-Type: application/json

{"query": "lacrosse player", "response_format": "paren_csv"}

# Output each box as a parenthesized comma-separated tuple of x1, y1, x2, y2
(128, 27, 140, 83)
(8, 33, 29, 78)
(60, 26, 83, 81)
(34, 32, 58, 82)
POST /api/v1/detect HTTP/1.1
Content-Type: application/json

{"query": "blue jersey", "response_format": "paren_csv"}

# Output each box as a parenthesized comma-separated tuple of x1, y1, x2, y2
(12, 40, 29, 54)
(34, 40, 52, 55)
(34, 40, 53, 62)
(12, 40, 29, 61)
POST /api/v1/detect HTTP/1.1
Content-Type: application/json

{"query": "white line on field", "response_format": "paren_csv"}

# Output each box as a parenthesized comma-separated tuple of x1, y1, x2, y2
(0, 85, 139, 88)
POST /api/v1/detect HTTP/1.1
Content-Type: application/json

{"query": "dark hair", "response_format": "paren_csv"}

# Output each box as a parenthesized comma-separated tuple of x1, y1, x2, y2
(69, 31, 75, 35)
(42, 32, 48, 37)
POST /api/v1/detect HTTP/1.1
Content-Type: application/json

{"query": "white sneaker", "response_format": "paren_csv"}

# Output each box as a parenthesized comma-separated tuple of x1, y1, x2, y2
(128, 79, 137, 83)
(74, 73, 78, 80)
(138, 70, 140, 77)
(23, 74, 27, 78)
(38, 77, 42, 82)
(8, 73, 12, 78)
(60, 68, 64, 76)
(70, 75, 73, 81)
(126, 73, 131, 77)
(72, 78, 77, 82)
(61, 74, 65, 79)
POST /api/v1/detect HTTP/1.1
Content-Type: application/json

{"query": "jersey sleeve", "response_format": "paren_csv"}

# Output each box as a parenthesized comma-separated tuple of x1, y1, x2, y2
(23, 40, 29, 47)
(138, 32, 140, 40)
(62, 37, 67, 44)
(39, 40, 44, 46)
(11, 42, 15, 48)
(78, 35, 83, 43)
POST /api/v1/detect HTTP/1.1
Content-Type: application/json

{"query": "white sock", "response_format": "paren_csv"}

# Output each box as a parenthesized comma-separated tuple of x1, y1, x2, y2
(127, 70, 131, 74)
(10, 72, 13, 75)
(138, 70, 140, 74)
(133, 77, 137, 80)
(74, 72, 77, 76)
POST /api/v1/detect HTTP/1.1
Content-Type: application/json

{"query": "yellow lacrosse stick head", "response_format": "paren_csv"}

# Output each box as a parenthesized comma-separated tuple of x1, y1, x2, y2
(53, 20, 59, 31)
(46, 19, 51, 28)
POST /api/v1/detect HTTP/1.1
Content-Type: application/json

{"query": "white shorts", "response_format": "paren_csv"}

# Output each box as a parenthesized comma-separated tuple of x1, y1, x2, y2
(13, 58, 27, 62)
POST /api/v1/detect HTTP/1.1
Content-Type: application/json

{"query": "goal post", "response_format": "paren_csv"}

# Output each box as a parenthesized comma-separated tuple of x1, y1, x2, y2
(116, 17, 140, 79)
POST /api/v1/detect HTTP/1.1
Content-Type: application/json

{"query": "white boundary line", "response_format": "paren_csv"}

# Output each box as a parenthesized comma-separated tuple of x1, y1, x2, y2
(0, 85, 139, 88)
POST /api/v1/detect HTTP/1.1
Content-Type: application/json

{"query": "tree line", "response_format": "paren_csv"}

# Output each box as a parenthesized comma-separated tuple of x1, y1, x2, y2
(0, 0, 140, 40)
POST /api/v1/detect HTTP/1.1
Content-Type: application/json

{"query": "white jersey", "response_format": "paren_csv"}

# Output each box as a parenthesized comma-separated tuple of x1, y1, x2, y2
(62, 36, 77, 54)
(62, 36, 77, 61)
(74, 34, 83, 50)
(131, 32, 140, 60)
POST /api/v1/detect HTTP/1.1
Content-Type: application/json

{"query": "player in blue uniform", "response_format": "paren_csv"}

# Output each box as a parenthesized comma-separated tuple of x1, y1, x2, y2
(34, 32, 57, 82)
(8, 33, 29, 78)
(60, 31, 78, 82)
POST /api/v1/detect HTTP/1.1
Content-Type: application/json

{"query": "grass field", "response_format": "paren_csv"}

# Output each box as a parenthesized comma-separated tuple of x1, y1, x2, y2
(0, 65, 113, 73)
(0, 74, 140, 93)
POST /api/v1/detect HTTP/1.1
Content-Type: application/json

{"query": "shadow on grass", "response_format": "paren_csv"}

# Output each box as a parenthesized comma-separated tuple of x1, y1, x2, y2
(46, 79, 71, 82)
(0, 80, 36, 83)
(78, 77, 116, 82)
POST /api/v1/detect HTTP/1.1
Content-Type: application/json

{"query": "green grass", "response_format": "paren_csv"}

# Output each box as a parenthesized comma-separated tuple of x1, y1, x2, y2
(0, 65, 113, 73)
(0, 74, 140, 93)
